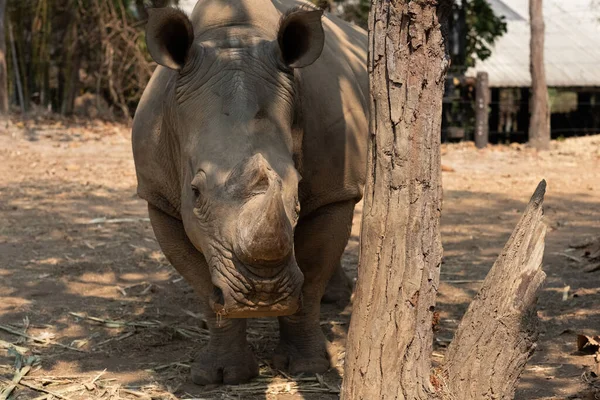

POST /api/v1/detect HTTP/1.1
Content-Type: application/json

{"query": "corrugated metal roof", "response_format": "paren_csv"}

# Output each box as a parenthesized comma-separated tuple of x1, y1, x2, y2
(466, 0, 600, 87)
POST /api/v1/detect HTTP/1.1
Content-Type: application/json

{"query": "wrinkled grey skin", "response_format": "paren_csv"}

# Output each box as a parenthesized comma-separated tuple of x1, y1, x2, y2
(132, 0, 367, 385)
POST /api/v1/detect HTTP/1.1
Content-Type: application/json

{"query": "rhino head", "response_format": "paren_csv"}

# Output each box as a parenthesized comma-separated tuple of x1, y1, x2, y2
(145, 6, 325, 318)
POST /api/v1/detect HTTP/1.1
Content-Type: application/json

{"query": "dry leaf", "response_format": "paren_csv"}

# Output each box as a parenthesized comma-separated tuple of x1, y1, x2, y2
(562, 285, 571, 301)
(577, 334, 600, 354)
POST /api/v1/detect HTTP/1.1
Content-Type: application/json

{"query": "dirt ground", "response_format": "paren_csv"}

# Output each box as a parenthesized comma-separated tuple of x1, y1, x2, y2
(1, 117, 599, 399)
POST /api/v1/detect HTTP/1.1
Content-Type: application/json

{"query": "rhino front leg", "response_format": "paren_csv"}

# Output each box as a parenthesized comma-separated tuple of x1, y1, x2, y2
(191, 317, 258, 385)
(148, 204, 259, 384)
(274, 200, 355, 374)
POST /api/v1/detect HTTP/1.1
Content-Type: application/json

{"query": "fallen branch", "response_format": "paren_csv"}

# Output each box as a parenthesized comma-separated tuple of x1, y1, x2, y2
(16, 380, 74, 400)
(92, 331, 136, 349)
(87, 369, 107, 389)
(0, 324, 86, 353)
(68, 312, 210, 348)
(0, 365, 31, 400)
(120, 388, 152, 399)
(69, 312, 160, 328)
(584, 263, 600, 273)
(29, 383, 87, 400)
(551, 252, 583, 263)
(0, 339, 30, 354)
(85, 217, 150, 225)
(149, 361, 191, 372)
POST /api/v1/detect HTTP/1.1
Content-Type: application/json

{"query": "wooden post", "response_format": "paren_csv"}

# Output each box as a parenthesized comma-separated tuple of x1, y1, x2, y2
(475, 71, 489, 148)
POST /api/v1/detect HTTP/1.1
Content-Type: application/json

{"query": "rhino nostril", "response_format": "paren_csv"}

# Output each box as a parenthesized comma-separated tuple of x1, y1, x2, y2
(212, 286, 224, 306)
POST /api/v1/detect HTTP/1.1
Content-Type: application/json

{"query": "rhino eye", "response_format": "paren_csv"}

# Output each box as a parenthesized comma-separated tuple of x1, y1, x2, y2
(255, 109, 268, 120)
(191, 185, 200, 198)
(191, 170, 207, 200)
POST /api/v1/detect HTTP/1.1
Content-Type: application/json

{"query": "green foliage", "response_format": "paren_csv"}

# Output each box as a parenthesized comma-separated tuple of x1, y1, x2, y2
(338, 0, 370, 30)
(311, 0, 506, 70)
(463, 0, 507, 68)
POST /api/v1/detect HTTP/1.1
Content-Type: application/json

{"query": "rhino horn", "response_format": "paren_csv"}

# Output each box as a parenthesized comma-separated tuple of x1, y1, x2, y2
(235, 170, 293, 269)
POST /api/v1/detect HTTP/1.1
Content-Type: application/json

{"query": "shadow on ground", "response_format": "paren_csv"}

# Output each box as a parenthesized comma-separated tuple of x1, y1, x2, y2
(0, 178, 345, 399)
(1, 177, 599, 398)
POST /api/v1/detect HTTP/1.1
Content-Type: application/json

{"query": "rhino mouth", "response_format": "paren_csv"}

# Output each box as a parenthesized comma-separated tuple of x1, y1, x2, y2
(207, 252, 304, 318)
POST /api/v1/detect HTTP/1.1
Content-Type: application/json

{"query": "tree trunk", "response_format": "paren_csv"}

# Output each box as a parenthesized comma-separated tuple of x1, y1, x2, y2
(475, 71, 489, 149)
(0, 0, 8, 116)
(8, 21, 24, 114)
(60, 50, 80, 115)
(60, 8, 80, 115)
(341, 1, 451, 398)
(528, 0, 550, 150)
(442, 181, 547, 399)
(341, 0, 547, 398)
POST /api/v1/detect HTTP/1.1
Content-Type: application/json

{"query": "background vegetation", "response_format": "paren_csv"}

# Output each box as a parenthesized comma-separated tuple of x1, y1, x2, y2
(2, 0, 505, 120)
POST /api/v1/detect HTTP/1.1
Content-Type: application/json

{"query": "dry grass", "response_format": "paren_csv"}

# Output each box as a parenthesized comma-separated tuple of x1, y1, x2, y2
(0, 314, 340, 399)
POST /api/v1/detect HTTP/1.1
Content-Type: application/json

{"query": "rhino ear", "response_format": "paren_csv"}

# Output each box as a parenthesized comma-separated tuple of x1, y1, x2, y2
(277, 8, 325, 68)
(146, 8, 194, 70)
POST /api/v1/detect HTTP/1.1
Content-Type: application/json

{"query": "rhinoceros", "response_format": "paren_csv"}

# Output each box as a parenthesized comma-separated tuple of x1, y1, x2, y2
(132, 0, 367, 384)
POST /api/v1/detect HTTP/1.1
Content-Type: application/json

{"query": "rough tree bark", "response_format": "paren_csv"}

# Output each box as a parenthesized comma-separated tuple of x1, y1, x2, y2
(442, 181, 547, 399)
(341, 0, 547, 399)
(0, 0, 8, 116)
(341, 0, 451, 398)
(528, 0, 550, 150)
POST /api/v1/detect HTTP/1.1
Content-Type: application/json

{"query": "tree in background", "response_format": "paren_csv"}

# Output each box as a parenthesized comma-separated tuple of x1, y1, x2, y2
(3, 0, 178, 119)
(312, 0, 506, 69)
(4, 0, 504, 121)
(314, 0, 506, 143)
(450, 0, 507, 71)
(528, 0, 550, 150)
(336, 0, 370, 29)
(442, 0, 506, 142)
(0, 0, 7, 116)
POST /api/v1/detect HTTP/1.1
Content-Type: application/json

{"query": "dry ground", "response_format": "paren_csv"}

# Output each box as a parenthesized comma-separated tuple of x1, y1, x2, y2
(0, 117, 599, 399)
